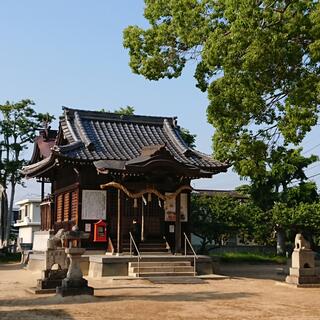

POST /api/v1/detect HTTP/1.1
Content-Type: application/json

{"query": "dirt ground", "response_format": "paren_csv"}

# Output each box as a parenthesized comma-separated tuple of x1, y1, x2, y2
(0, 263, 320, 320)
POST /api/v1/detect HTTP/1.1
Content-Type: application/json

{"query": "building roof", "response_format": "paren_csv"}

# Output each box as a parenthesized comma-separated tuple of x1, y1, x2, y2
(23, 107, 229, 178)
(15, 198, 42, 206)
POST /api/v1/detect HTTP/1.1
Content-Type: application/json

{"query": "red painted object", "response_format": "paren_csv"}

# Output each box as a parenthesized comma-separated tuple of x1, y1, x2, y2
(93, 220, 107, 242)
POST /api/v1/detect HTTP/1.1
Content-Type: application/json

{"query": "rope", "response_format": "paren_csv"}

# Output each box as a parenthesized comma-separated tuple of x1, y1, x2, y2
(100, 181, 192, 200)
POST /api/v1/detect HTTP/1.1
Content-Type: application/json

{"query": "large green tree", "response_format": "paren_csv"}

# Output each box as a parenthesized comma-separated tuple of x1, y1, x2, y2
(124, 0, 320, 180)
(190, 194, 260, 252)
(0, 100, 54, 245)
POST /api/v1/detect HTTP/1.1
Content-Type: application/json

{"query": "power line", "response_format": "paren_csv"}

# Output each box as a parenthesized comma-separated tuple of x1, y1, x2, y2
(288, 171, 320, 186)
(303, 143, 320, 155)
(307, 172, 320, 179)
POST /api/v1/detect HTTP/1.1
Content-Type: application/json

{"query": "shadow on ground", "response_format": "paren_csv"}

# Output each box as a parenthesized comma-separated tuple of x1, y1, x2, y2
(218, 263, 287, 281)
(0, 263, 24, 271)
(0, 308, 74, 320)
(0, 290, 255, 307)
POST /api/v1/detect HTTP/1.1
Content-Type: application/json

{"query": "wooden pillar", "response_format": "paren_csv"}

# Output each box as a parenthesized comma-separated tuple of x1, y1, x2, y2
(116, 189, 122, 254)
(175, 194, 181, 254)
(141, 199, 145, 241)
(41, 178, 45, 201)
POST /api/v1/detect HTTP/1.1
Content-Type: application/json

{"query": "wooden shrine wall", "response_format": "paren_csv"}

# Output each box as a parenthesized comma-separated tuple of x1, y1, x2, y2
(54, 186, 79, 232)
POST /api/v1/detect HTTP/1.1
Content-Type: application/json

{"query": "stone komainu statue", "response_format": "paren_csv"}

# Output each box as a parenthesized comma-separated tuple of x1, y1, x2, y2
(295, 233, 311, 250)
(47, 228, 66, 249)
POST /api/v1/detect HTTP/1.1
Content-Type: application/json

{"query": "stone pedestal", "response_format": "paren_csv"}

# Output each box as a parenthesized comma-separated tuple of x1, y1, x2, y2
(37, 269, 68, 290)
(56, 247, 94, 297)
(36, 247, 68, 292)
(286, 233, 320, 286)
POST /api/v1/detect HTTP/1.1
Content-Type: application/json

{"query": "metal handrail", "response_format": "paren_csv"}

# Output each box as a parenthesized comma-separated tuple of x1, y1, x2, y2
(163, 235, 171, 253)
(183, 232, 198, 276)
(107, 237, 114, 255)
(129, 232, 141, 277)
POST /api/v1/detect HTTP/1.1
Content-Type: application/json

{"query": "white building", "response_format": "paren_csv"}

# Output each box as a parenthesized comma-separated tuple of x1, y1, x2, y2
(14, 198, 41, 248)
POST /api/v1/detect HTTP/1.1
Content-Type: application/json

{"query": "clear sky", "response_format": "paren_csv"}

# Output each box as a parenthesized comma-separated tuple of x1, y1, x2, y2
(1, 1, 319, 202)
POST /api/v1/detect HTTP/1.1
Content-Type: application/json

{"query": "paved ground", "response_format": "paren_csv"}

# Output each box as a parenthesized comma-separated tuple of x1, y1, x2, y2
(0, 262, 319, 320)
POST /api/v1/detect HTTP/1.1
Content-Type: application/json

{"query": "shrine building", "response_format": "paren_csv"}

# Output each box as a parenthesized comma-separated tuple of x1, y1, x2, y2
(24, 107, 228, 255)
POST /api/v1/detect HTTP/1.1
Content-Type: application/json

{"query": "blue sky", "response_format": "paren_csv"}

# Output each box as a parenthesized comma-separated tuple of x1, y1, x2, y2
(1, 1, 319, 201)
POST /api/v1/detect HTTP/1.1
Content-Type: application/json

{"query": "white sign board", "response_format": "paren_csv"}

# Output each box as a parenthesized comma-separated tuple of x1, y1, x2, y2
(81, 190, 106, 220)
(164, 193, 176, 222)
(180, 193, 188, 222)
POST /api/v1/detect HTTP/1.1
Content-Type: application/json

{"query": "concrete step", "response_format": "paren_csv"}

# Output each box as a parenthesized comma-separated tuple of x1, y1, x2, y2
(123, 252, 171, 256)
(123, 245, 167, 248)
(123, 242, 167, 246)
(147, 277, 205, 284)
(130, 271, 196, 277)
(129, 266, 194, 273)
(129, 261, 192, 268)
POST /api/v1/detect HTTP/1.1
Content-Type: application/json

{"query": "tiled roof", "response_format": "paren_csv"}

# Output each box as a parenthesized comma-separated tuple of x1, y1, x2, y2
(24, 107, 229, 177)
(55, 108, 227, 172)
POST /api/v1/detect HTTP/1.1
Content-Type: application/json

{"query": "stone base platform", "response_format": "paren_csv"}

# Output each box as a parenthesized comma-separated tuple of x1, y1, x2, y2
(56, 286, 94, 297)
(27, 252, 90, 275)
(285, 274, 320, 286)
(89, 255, 218, 278)
(26, 288, 57, 294)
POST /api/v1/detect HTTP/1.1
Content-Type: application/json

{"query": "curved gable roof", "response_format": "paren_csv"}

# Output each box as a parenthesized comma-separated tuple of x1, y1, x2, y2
(24, 107, 229, 177)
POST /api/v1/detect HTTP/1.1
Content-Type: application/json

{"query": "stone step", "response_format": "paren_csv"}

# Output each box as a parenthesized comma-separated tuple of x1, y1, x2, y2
(129, 271, 196, 277)
(129, 261, 192, 268)
(123, 242, 167, 246)
(129, 266, 194, 273)
(124, 252, 171, 256)
(122, 244, 167, 249)
(123, 248, 169, 252)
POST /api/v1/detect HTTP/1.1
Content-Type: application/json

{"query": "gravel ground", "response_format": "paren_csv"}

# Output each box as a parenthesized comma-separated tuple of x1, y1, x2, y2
(0, 262, 319, 320)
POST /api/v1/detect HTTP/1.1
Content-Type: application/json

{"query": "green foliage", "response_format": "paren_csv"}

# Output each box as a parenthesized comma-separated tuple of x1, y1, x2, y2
(178, 127, 196, 148)
(248, 148, 318, 211)
(0, 252, 21, 264)
(191, 188, 320, 250)
(272, 201, 320, 243)
(191, 194, 268, 250)
(212, 252, 287, 264)
(0, 100, 55, 188)
(100, 105, 135, 115)
(114, 106, 135, 115)
(124, 1, 320, 181)
(0, 100, 55, 242)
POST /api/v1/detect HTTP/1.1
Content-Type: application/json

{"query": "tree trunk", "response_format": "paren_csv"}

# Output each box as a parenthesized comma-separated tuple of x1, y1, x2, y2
(5, 181, 16, 243)
(0, 185, 8, 248)
(276, 229, 286, 256)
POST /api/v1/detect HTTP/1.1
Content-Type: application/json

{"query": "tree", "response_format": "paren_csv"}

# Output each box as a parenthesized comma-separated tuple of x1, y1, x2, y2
(0, 100, 55, 245)
(178, 127, 196, 148)
(190, 194, 253, 252)
(100, 105, 135, 115)
(272, 201, 320, 249)
(123, 1, 320, 181)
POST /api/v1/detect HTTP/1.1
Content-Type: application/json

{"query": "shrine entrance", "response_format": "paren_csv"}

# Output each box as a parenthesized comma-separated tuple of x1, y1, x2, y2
(101, 182, 191, 254)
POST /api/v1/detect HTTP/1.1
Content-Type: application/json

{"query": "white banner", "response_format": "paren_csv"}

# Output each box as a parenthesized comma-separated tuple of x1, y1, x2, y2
(81, 190, 106, 220)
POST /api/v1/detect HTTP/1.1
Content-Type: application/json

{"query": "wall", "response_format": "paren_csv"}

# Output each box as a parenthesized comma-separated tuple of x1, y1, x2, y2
(30, 202, 41, 223)
(19, 225, 41, 244)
